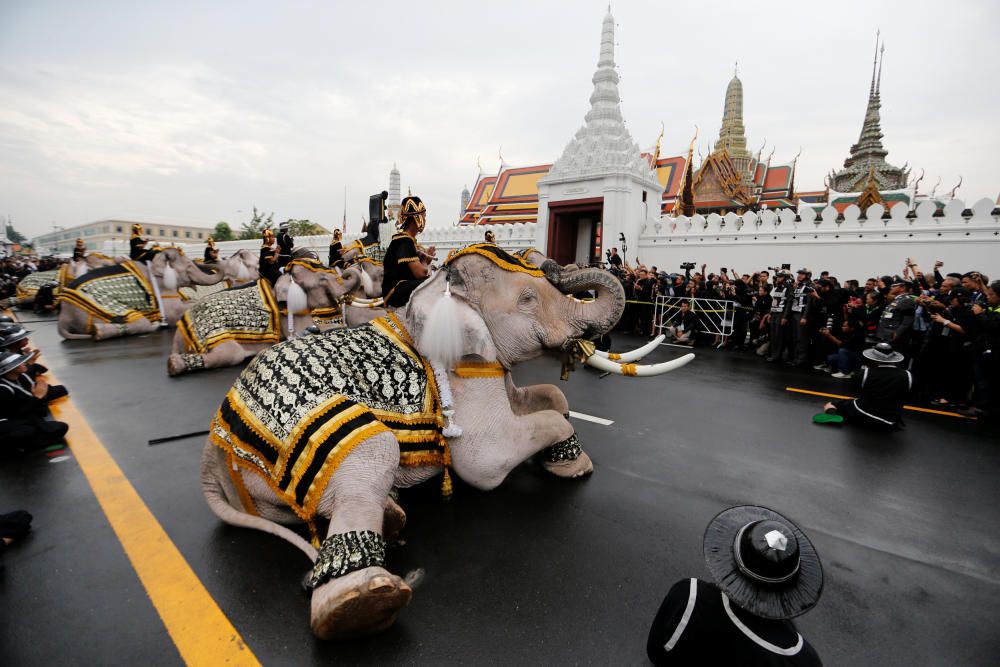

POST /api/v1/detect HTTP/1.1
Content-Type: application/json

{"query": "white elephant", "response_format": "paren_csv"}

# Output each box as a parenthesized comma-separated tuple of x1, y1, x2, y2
(167, 258, 363, 375)
(57, 248, 227, 340)
(201, 244, 692, 639)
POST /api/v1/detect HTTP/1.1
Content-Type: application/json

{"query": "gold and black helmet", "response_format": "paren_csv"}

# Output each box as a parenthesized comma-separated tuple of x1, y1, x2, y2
(333, 229, 343, 241)
(398, 195, 426, 233)
(484, 230, 496, 243)
(206, 236, 216, 248)
(131, 223, 144, 236)
(262, 229, 276, 245)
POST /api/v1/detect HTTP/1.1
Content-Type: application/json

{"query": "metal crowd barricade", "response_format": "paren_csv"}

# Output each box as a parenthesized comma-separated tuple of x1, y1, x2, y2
(653, 295, 736, 347)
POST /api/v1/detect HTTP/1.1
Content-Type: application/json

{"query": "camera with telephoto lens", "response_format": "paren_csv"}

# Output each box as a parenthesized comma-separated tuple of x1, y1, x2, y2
(679, 262, 696, 270)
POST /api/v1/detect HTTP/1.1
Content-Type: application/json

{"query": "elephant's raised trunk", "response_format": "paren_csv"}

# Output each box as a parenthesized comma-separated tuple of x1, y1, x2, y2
(187, 261, 227, 285)
(543, 261, 625, 337)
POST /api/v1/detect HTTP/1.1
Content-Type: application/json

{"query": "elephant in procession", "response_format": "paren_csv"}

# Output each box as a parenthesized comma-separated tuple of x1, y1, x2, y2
(57, 248, 230, 340)
(201, 243, 693, 639)
(167, 258, 365, 375)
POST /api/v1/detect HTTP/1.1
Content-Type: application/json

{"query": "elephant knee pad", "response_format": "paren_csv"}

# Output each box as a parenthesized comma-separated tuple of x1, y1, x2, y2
(543, 433, 582, 463)
(180, 353, 205, 371)
(307, 530, 387, 590)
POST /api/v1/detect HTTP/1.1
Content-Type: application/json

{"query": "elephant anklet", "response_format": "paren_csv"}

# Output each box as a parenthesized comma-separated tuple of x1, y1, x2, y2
(179, 353, 205, 371)
(308, 530, 387, 590)
(543, 433, 582, 463)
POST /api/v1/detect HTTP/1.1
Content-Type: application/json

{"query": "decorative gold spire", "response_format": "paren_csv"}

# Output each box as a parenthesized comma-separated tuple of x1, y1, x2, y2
(714, 71, 750, 160)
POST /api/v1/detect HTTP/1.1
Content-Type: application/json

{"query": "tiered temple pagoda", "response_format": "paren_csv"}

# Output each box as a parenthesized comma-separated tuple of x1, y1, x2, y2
(458, 68, 800, 226)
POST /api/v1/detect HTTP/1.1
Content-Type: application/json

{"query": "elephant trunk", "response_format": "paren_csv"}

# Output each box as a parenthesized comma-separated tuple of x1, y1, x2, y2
(187, 261, 226, 285)
(544, 261, 625, 337)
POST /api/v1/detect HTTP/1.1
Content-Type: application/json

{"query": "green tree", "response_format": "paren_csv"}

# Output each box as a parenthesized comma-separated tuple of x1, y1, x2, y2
(5, 224, 26, 244)
(212, 221, 235, 241)
(239, 206, 273, 240)
(286, 219, 328, 236)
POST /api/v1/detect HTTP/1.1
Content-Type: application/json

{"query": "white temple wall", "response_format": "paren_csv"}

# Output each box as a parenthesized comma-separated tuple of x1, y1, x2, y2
(152, 198, 998, 281)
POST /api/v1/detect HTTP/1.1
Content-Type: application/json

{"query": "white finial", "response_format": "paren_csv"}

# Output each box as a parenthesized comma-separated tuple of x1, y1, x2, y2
(764, 530, 788, 552)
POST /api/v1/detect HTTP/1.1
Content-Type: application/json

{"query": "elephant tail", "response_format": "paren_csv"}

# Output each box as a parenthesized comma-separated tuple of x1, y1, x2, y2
(201, 445, 318, 562)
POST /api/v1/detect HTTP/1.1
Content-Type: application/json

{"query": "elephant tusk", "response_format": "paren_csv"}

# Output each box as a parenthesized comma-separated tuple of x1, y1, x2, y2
(593, 335, 666, 362)
(346, 297, 384, 308)
(583, 351, 694, 376)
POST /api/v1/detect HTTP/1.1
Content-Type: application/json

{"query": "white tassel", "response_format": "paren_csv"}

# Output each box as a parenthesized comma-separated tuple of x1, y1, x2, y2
(432, 360, 462, 438)
(360, 267, 374, 297)
(161, 263, 178, 290)
(287, 278, 308, 337)
(418, 276, 464, 368)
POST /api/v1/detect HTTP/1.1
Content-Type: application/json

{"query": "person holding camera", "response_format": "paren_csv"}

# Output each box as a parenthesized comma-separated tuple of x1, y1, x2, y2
(876, 279, 917, 357)
(764, 270, 793, 362)
(607, 248, 623, 270)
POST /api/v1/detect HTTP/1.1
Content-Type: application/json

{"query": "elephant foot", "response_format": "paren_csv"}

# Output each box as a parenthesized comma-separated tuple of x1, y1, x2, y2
(310, 566, 412, 640)
(383, 497, 406, 542)
(540, 434, 593, 478)
(167, 354, 186, 376)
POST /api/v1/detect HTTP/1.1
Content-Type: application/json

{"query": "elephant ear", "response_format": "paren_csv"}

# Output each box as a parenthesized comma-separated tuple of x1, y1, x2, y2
(408, 269, 496, 368)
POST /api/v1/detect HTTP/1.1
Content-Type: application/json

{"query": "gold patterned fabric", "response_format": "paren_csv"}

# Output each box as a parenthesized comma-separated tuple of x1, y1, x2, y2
(209, 314, 443, 523)
(177, 279, 281, 353)
(15, 269, 61, 299)
(446, 243, 545, 277)
(58, 261, 160, 324)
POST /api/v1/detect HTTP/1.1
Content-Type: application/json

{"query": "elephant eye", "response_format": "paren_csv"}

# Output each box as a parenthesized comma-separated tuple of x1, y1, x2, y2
(517, 288, 537, 309)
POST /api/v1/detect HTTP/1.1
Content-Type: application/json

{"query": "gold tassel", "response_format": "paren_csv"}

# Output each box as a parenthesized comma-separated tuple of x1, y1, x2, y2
(440, 439, 453, 498)
(308, 520, 321, 548)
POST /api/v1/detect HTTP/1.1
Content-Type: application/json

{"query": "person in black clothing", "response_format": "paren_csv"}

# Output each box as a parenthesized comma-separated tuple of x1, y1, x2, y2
(634, 269, 655, 336)
(328, 229, 344, 268)
(729, 274, 754, 349)
(608, 247, 623, 270)
(647, 505, 823, 666)
(875, 280, 916, 351)
(1, 323, 52, 381)
(966, 280, 1000, 420)
(259, 229, 281, 286)
(764, 271, 793, 362)
(203, 237, 219, 264)
(382, 195, 431, 308)
(664, 299, 697, 345)
(823, 343, 911, 430)
(72, 238, 87, 262)
(0, 351, 70, 454)
(128, 223, 159, 262)
(277, 221, 295, 270)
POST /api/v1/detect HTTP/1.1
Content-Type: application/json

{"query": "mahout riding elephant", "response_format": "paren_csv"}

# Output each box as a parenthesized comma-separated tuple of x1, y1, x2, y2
(167, 257, 362, 375)
(201, 244, 693, 639)
(178, 249, 260, 302)
(57, 248, 227, 340)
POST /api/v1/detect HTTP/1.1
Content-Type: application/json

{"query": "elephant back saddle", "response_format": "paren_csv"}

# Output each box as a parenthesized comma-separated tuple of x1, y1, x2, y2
(209, 313, 444, 524)
(177, 279, 281, 354)
(58, 261, 160, 324)
(15, 269, 61, 299)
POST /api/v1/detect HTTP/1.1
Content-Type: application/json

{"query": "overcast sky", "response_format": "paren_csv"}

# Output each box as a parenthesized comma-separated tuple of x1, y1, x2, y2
(2, 0, 998, 240)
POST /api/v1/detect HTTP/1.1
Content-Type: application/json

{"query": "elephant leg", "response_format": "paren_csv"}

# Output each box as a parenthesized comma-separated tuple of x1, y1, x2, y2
(503, 376, 592, 479)
(309, 431, 412, 640)
(168, 341, 249, 376)
(383, 495, 406, 542)
(93, 317, 156, 340)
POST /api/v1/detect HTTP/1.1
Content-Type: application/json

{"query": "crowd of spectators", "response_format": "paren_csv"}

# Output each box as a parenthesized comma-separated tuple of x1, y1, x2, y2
(0, 255, 64, 301)
(607, 251, 999, 422)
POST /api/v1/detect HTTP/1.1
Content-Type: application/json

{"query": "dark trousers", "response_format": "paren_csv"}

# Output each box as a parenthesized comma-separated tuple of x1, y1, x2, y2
(730, 309, 749, 347)
(790, 315, 810, 365)
(0, 418, 68, 455)
(767, 314, 787, 361)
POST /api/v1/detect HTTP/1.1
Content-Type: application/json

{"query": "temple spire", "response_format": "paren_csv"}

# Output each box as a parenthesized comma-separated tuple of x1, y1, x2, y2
(714, 69, 750, 160)
(829, 32, 907, 192)
(542, 8, 656, 184)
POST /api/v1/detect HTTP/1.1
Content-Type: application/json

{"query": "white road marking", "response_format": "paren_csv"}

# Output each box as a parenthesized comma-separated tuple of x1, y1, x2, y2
(569, 411, 614, 426)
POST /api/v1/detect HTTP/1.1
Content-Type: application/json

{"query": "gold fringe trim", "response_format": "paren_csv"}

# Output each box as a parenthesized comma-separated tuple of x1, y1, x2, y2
(453, 361, 506, 378)
(620, 363, 638, 376)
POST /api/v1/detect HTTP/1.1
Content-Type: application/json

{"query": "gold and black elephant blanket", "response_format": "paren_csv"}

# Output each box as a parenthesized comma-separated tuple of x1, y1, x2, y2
(58, 262, 160, 324)
(177, 279, 281, 354)
(15, 269, 61, 299)
(209, 314, 444, 524)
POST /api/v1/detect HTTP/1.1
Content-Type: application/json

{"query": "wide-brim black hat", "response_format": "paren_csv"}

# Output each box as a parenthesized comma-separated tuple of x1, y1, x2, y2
(0, 350, 33, 376)
(862, 344, 904, 364)
(0, 324, 31, 347)
(703, 505, 823, 619)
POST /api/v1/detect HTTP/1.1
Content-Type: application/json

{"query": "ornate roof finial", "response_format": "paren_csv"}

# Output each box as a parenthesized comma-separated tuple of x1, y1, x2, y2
(876, 41, 885, 96)
(734, 61, 739, 78)
(948, 176, 963, 199)
(869, 29, 881, 98)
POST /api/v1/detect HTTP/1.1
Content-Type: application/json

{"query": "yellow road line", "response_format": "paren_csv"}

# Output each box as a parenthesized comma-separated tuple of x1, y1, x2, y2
(5, 303, 259, 666)
(785, 387, 977, 420)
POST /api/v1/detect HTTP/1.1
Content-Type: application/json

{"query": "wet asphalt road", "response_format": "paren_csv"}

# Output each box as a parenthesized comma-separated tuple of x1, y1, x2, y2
(1, 316, 998, 666)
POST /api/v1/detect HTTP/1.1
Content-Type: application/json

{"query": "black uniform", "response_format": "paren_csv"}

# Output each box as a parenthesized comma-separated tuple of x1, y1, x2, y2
(277, 232, 294, 269)
(382, 232, 426, 308)
(876, 294, 916, 348)
(328, 241, 344, 268)
(129, 235, 158, 262)
(833, 365, 912, 430)
(766, 281, 791, 362)
(0, 376, 69, 453)
(203, 247, 219, 263)
(787, 281, 814, 366)
(259, 245, 281, 286)
(647, 578, 821, 666)
(72, 246, 86, 262)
